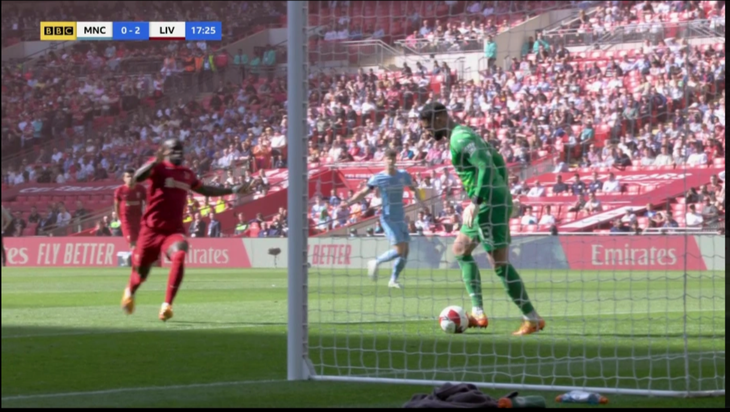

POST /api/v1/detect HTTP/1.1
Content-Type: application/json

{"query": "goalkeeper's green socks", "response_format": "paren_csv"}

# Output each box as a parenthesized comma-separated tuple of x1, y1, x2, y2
(456, 255, 483, 309)
(495, 264, 536, 318)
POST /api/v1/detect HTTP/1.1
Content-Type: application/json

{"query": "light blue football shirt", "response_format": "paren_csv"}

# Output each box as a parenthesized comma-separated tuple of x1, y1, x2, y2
(367, 170, 412, 222)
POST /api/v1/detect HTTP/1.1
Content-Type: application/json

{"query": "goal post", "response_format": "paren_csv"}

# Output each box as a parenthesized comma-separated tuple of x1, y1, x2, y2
(288, 0, 726, 397)
(287, 0, 312, 382)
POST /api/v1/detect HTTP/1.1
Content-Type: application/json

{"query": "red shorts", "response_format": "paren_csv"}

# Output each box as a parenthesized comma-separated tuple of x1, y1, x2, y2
(133, 225, 186, 268)
(121, 224, 141, 245)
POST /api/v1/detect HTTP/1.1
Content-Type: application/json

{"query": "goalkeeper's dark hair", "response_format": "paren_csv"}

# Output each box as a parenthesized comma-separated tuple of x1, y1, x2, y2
(124, 168, 135, 175)
(418, 102, 448, 122)
(384, 148, 398, 160)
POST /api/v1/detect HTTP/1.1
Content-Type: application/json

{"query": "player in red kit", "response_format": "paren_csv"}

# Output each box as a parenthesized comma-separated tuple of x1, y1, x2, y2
(121, 139, 258, 322)
(114, 169, 147, 249)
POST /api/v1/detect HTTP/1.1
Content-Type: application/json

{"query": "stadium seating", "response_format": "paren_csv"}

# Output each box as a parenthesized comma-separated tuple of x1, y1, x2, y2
(1, 0, 725, 238)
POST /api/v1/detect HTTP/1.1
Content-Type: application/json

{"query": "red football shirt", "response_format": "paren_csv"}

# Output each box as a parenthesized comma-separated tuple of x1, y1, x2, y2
(114, 184, 147, 226)
(143, 161, 201, 232)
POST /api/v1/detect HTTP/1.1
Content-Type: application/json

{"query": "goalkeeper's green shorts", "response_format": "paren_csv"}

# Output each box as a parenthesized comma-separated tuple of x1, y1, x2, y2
(459, 204, 512, 253)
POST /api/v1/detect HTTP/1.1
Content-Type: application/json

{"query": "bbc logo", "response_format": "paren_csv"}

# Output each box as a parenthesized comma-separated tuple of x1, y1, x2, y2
(44, 26, 74, 36)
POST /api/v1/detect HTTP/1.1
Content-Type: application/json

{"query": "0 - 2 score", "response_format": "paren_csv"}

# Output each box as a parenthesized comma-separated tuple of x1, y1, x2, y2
(121, 26, 141, 35)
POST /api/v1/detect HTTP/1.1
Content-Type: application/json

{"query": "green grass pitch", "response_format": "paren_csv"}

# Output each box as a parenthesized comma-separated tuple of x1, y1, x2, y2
(1, 267, 725, 408)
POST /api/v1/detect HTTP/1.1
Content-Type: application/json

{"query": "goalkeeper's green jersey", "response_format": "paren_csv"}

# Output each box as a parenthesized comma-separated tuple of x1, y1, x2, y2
(449, 125, 512, 210)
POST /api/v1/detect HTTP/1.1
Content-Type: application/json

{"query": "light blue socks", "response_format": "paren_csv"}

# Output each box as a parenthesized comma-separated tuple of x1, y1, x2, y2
(376, 249, 399, 265)
(392, 257, 407, 281)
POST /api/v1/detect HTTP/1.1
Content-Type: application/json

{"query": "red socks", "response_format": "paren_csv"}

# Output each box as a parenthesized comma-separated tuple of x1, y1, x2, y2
(165, 250, 186, 305)
(127, 250, 186, 305)
(128, 271, 144, 295)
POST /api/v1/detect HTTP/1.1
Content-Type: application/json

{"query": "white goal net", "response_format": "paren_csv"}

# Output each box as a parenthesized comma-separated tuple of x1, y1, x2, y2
(291, 0, 726, 397)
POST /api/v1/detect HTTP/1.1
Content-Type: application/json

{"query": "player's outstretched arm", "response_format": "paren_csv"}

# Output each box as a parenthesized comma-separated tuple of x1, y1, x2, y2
(344, 185, 372, 208)
(192, 178, 260, 198)
(133, 161, 158, 183)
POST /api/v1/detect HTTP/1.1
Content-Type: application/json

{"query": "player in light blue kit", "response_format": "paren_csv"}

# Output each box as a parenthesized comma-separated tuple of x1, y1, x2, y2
(345, 149, 426, 289)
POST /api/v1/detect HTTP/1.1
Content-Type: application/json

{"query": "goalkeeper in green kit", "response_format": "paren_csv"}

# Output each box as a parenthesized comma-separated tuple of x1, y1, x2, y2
(419, 103, 544, 336)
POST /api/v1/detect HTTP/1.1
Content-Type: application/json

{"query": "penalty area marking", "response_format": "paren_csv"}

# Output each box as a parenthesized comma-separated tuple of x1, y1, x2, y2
(0, 379, 287, 402)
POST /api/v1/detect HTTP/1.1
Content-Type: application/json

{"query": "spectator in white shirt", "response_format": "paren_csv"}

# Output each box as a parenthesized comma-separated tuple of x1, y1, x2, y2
(51, 148, 64, 164)
(686, 204, 704, 228)
(640, 147, 656, 167)
(654, 145, 674, 167)
(539, 205, 557, 226)
(270, 132, 287, 154)
(553, 158, 569, 173)
(621, 208, 638, 225)
(527, 181, 546, 197)
(369, 189, 383, 211)
(216, 149, 234, 169)
(686, 143, 708, 167)
(520, 207, 538, 226)
(311, 197, 328, 220)
(336, 28, 349, 40)
(603, 173, 622, 193)
(584, 193, 603, 214)
(438, 169, 456, 197)
(225, 170, 236, 186)
(324, 30, 338, 41)
(12, 171, 24, 185)
(56, 205, 72, 227)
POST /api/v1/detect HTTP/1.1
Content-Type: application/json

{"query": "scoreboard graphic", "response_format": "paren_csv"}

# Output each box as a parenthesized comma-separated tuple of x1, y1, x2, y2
(39, 21, 222, 41)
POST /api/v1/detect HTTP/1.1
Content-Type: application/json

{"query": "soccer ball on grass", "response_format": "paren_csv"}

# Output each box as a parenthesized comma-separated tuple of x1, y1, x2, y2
(439, 305, 469, 334)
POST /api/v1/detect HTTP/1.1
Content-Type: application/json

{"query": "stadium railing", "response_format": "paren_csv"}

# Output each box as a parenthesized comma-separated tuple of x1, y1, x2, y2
(539, 2, 601, 34)
(543, 19, 724, 49)
(394, 37, 484, 55)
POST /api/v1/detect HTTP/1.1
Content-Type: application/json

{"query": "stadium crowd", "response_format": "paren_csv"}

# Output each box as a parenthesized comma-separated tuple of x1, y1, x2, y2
(0, 0, 726, 238)
(1, 1, 287, 165)
(552, 0, 726, 46)
(317, 0, 598, 53)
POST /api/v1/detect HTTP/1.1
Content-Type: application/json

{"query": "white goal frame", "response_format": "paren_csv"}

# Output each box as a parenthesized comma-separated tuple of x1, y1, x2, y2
(285, 1, 725, 398)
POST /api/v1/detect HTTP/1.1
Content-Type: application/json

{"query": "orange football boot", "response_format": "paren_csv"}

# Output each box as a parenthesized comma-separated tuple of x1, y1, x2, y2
(468, 313, 489, 329)
(512, 318, 546, 336)
(121, 288, 135, 315)
(159, 303, 174, 322)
